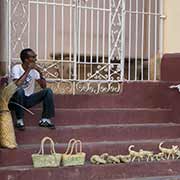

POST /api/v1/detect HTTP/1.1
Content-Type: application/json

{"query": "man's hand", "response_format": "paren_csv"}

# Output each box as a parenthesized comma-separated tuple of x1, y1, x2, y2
(28, 63, 44, 78)
(0, 76, 8, 87)
(169, 84, 180, 92)
(33, 64, 44, 77)
(33, 64, 41, 71)
(33, 64, 46, 88)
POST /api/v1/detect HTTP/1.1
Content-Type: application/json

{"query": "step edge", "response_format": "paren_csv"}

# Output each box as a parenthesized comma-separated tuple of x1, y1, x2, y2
(7, 137, 180, 150)
(30, 108, 173, 111)
(22, 123, 180, 130)
(0, 160, 179, 171)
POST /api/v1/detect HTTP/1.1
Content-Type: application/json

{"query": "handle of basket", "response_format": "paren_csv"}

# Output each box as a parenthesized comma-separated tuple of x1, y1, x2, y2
(38, 137, 56, 155)
(64, 138, 77, 154)
(75, 140, 83, 153)
(66, 141, 77, 155)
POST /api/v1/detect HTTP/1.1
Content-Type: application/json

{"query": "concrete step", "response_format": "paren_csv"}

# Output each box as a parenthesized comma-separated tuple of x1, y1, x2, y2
(122, 175, 180, 180)
(15, 123, 180, 145)
(1, 81, 180, 180)
(1, 161, 180, 180)
(1, 138, 180, 166)
(22, 82, 176, 109)
(48, 82, 176, 109)
(24, 108, 173, 126)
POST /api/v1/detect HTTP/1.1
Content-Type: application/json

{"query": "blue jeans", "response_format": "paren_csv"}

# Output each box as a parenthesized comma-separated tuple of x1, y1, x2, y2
(9, 88, 55, 120)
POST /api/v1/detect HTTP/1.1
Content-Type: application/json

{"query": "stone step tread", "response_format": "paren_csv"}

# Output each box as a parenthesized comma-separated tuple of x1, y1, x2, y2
(124, 175, 180, 180)
(0, 137, 180, 150)
(24, 108, 173, 126)
(30, 108, 172, 111)
(14, 123, 180, 144)
(1, 161, 180, 180)
(15, 137, 180, 149)
(39, 81, 176, 109)
(1, 138, 180, 167)
(20, 123, 180, 129)
(2, 138, 179, 153)
(0, 160, 178, 171)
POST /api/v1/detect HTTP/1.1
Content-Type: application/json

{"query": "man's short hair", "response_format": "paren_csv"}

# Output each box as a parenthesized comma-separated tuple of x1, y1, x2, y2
(20, 48, 33, 63)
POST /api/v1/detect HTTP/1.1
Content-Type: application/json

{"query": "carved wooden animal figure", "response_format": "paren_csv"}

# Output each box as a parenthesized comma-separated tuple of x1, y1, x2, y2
(128, 145, 143, 162)
(139, 149, 154, 162)
(116, 154, 131, 163)
(106, 155, 120, 164)
(153, 152, 166, 161)
(175, 150, 180, 159)
(100, 153, 109, 161)
(159, 142, 179, 160)
(90, 155, 106, 164)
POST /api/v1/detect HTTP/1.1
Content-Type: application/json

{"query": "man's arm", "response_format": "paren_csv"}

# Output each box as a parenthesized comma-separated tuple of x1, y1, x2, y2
(34, 65, 47, 89)
(36, 78, 47, 89)
(14, 69, 31, 87)
(2, 65, 34, 102)
(13, 63, 34, 87)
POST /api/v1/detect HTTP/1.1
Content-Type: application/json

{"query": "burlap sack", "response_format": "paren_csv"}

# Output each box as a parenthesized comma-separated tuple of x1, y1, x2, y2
(0, 82, 17, 149)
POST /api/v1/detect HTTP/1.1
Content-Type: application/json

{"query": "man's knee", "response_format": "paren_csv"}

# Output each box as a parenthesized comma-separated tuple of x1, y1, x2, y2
(9, 88, 25, 110)
(15, 88, 25, 97)
(44, 88, 53, 96)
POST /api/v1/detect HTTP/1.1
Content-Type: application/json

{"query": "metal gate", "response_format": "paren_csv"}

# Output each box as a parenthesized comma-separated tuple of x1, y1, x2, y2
(8, 0, 164, 94)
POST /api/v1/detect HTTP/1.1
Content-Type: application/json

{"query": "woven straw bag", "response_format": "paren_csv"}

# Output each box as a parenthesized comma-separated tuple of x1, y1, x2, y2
(62, 139, 86, 167)
(32, 137, 61, 168)
(0, 82, 18, 149)
(0, 111, 17, 149)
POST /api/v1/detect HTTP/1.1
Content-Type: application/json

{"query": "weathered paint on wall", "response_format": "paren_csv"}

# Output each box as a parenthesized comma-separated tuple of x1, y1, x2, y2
(164, 0, 180, 53)
(0, 0, 8, 75)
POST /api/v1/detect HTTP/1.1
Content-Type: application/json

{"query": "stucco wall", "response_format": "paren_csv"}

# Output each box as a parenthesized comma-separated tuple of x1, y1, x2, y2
(164, 0, 180, 53)
(0, 0, 8, 75)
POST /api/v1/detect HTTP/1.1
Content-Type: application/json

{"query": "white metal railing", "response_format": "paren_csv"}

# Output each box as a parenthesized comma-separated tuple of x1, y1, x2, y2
(8, 0, 164, 94)
(125, 0, 165, 81)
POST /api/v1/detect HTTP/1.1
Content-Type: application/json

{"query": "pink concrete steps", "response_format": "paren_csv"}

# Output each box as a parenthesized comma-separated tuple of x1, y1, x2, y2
(15, 123, 180, 145)
(1, 161, 180, 180)
(24, 108, 173, 126)
(1, 81, 180, 180)
(1, 139, 180, 166)
(123, 176, 180, 180)
(49, 82, 176, 109)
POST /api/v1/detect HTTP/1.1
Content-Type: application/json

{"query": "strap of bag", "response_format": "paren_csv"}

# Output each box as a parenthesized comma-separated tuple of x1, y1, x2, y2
(38, 137, 56, 155)
(66, 141, 77, 155)
(64, 139, 77, 155)
(75, 140, 83, 153)
(64, 139, 76, 154)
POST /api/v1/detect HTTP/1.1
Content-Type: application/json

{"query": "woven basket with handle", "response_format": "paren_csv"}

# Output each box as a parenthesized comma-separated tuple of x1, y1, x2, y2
(62, 139, 86, 167)
(32, 137, 61, 168)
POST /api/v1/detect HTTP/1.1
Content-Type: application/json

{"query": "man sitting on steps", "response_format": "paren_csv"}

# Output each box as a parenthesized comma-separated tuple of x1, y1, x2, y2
(8, 48, 55, 130)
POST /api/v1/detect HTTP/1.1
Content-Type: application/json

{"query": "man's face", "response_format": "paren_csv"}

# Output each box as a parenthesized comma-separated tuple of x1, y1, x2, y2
(25, 51, 37, 65)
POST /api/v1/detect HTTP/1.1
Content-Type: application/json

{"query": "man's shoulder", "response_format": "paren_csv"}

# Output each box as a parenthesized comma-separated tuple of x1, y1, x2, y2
(12, 64, 22, 70)
(30, 69, 40, 75)
(11, 64, 23, 79)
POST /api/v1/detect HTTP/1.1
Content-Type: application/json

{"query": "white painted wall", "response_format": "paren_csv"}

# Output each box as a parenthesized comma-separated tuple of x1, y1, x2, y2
(164, 0, 180, 53)
(0, 0, 8, 75)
